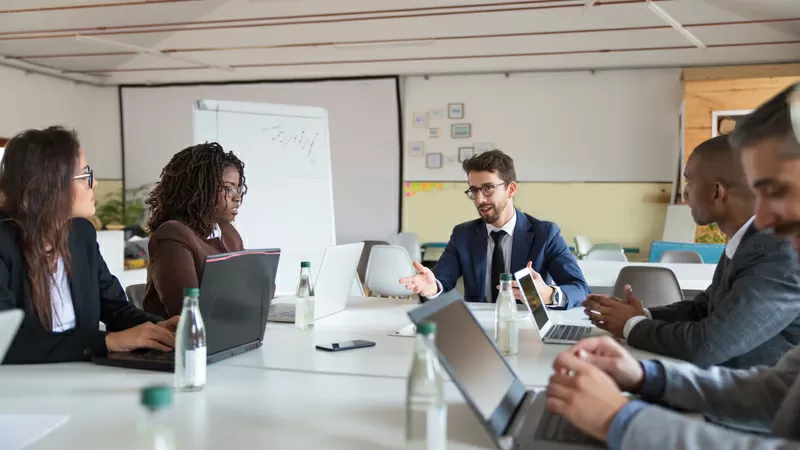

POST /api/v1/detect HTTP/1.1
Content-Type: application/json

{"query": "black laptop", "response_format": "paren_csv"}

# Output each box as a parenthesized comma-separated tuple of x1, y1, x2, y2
(93, 249, 281, 372)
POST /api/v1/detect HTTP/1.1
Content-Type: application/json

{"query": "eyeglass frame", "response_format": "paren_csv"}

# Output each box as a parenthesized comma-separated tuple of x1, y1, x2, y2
(73, 166, 93, 189)
(464, 182, 509, 200)
(222, 184, 247, 198)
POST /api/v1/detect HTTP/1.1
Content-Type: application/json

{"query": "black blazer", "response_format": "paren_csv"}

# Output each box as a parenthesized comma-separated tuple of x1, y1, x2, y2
(0, 212, 163, 364)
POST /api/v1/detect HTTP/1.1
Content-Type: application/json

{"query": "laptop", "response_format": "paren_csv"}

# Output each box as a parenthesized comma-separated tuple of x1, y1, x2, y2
(268, 242, 364, 323)
(408, 291, 602, 449)
(93, 249, 280, 371)
(514, 268, 592, 345)
(0, 309, 23, 362)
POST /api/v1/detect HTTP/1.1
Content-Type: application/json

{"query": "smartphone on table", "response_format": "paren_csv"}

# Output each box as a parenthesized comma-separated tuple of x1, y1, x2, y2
(315, 340, 376, 352)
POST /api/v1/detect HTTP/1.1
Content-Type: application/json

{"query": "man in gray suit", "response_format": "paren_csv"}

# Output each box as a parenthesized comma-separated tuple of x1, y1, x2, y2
(583, 135, 800, 369)
(545, 83, 800, 449)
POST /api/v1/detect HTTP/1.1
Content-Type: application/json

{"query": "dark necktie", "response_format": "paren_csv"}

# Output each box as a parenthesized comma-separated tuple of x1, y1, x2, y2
(490, 230, 507, 302)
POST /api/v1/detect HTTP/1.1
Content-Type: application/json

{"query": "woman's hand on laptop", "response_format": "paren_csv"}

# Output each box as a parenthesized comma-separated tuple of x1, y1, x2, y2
(106, 322, 176, 353)
(156, 315, 180, 332)
(399, 261, 439, 297)
(568, 336, 644, 393)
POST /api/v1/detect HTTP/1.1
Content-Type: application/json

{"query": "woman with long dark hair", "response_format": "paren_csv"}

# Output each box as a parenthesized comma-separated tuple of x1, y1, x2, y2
(0, 127, 177, 364)
(143, 142, 246, 317)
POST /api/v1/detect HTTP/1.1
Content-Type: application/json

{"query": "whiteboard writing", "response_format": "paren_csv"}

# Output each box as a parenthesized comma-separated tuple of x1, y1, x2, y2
(262, 125, 319, 166)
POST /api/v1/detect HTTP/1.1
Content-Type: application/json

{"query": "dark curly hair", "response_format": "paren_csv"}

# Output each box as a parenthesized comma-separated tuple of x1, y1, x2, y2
(147, 142, 246, 238)
(462, 149, 517, 183)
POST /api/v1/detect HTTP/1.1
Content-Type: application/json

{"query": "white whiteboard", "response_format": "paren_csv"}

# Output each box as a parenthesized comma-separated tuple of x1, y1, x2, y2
(403, 69, 683, 182)
(194, 99, 336, 294)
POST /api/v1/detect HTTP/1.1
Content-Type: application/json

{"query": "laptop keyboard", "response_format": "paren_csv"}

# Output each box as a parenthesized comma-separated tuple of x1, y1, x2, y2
(272, 309, 295, 319)
(128, 350, 174, 361)
(534, 410, 602, 446)
(545, 324, 592, 342)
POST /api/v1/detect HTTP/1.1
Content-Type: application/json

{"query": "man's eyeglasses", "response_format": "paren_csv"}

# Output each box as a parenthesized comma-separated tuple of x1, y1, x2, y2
(73, 166, 93, 189)
(223, 185, 247, 198)
(464, 182, 508, 200)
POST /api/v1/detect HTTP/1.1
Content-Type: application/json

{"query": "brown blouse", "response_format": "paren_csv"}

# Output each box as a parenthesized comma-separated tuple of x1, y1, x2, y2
(143, 220, 244, 317)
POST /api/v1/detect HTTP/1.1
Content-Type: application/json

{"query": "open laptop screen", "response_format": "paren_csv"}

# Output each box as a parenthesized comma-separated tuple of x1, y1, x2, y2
(517, 272, 550, 330)
(410, 295, 518, 421)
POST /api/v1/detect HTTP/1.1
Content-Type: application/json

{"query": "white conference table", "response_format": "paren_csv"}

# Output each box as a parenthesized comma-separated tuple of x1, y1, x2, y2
(220, 296, 674, 387)
(0, 363, 494, 450)
(1, 297, 676, 449)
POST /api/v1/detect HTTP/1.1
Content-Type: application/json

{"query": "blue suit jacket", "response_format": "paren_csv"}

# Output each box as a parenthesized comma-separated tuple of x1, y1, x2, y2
(432, 210, 589, 309)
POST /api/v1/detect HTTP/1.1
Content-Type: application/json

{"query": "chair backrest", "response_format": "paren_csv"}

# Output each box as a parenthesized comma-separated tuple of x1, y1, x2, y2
(365, 245, 416, 297)
(659, 250, 704, 264)
(574, 235, 593, 258)
(613, 266, 683, 307)
(125, 283, 147, 310)
(357, 240, 389, 283)
(585, 248, 628, 262)
(391, 232, 422, 263)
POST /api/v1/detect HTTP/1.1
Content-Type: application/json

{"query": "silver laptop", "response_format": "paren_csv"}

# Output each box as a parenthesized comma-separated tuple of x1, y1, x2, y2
(268, 242, 364, 323)
(0, 309, 24, 362)
(408, 291, 601, 449)
(514, 268, 592, 345)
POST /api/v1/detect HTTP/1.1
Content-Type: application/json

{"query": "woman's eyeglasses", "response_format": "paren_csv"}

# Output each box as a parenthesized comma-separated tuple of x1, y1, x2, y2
(464, 182, 507, 200)
(73, 166, 93, 189)
(223, 185, 247, 198)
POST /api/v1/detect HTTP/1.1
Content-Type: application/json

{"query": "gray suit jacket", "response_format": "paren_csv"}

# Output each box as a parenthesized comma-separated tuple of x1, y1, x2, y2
(627, 225, 800, 368)
(621, 345, 800, 449)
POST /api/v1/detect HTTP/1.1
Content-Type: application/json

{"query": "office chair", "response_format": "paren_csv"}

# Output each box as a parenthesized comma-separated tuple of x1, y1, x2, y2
(574, 235, 593, 259)
(585, 248, 628, 262)
(659, 250, 704, 264)
(392, 232, 422, 263)
(613, 266, 683, 308)
(364, 245, 416, 298)
(125, 283, 147, 310)
(357, 240, 389, 284)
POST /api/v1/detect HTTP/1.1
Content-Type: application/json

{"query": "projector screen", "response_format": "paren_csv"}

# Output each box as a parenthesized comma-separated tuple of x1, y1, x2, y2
(121, 77, 401, 245)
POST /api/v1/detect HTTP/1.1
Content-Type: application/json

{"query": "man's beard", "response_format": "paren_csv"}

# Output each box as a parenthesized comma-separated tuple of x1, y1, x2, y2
(477, 203, 501, 224)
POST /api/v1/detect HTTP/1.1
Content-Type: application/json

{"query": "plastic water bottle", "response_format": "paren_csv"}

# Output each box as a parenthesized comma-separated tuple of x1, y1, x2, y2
(406, 321, 447, 450)
(137, 385, 177, 450)
(175, 287, 206, 391)
(494, 273, 518, 356)
(295, 261, 315, 330)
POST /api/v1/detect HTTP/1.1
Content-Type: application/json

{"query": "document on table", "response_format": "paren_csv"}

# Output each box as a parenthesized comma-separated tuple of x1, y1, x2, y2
(0, 414, 70, 450)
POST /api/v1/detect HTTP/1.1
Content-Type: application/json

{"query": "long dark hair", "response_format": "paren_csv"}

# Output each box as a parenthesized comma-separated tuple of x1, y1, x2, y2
(0, 127, 80, 330)
(147, 142, 246, 238)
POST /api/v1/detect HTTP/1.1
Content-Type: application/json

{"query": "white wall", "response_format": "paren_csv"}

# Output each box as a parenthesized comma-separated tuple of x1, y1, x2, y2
(0, 65, 122, 179)
(403, 69, 683, 182)
(121, 78, 401, 244)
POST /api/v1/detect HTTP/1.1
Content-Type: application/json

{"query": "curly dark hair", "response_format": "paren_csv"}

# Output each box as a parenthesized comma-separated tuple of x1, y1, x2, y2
(147, 142, 246, 238)
(462, 149, 517, 183)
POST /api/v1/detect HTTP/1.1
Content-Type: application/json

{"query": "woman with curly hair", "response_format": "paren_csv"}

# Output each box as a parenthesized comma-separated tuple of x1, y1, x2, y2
(143, 142, 246, 317)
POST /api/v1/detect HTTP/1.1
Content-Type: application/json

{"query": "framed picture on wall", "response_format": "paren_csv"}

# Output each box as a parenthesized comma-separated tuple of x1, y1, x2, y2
(474, 142, 493, 154)
(451, 123, 471, 139)
(458, 147, 474, 162)
(409, 141, 424, 157)
(429, 108, 446, 120)
(427, 128, 441, 138)
(426, 153, 443, 169)
(711, 110, 752, 137)
(448, 103, 464, 119)
(413, 112, 428, 128)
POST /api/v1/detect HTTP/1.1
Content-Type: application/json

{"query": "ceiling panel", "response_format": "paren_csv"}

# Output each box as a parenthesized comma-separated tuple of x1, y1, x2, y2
(0, 0, 796, 84)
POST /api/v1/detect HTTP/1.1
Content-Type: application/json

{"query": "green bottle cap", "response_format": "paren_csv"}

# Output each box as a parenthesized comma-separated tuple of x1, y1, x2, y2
(140, 385, 173, 410)
(300, 261, 311, 268)
(184, 287, 200, 297)
(416, 321, 436, 336)
(500, 273, 512, 281)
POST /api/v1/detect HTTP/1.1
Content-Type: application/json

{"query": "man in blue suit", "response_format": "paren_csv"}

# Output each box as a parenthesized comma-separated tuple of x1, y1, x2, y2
(400, 150, 589, 309)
